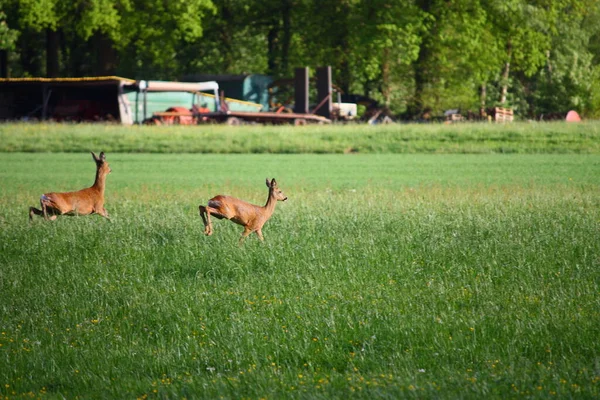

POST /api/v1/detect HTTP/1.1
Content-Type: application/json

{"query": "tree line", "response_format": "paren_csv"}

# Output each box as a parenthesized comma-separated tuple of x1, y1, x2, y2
(1, 0, 600, 119)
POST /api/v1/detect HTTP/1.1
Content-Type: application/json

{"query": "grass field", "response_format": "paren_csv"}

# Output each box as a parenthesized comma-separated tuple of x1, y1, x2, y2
(1, 121, 600, 154)
(1, 148, 599, 399)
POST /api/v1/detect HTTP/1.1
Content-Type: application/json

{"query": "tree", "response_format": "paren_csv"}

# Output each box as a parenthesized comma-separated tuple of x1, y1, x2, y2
(345, 0, 422, 109)
(1, 0, 215, 78)
(117, 0, 215, 78)
(405, 0, 502, 118)
(178, 0, 269, 76)
(484, 1, 556, 108)
(496, 0, 600, 118)
(0, 10, 19, 77)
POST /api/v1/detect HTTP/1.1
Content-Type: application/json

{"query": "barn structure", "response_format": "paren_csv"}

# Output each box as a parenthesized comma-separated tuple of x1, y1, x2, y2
(0, 77, 222, 124)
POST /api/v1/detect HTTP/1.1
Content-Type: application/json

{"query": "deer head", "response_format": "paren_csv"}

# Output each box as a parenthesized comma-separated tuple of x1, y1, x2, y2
(267, 178, 287, 201)
(92, 151, 112, 175)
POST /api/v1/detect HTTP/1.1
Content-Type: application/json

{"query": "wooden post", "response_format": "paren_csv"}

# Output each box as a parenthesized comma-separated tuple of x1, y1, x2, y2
(0, 50, 7, 78)
(316, 66, 332, 119)
(294, 67, 309, 114)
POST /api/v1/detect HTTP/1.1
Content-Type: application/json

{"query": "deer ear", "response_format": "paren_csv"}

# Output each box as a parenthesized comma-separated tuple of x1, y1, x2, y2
(266, 178, 271, 187)
(99, 152, 106, 161)
(91, 152, 99, 162)
(271, 178, 277, 187)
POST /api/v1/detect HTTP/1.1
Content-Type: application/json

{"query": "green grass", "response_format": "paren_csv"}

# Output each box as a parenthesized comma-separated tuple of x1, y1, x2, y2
(1, 153, 599, 399)
(1, 121, 600, 154)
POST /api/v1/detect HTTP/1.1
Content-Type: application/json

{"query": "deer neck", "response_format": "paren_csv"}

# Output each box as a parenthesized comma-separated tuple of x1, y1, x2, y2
(263, 190, 277, 216)
(92, 169, 107, 194)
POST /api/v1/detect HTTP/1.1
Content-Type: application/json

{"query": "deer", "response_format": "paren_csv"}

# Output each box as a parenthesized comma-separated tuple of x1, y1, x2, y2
(29, 152, 112, 221)
(199, 178, 288, 243)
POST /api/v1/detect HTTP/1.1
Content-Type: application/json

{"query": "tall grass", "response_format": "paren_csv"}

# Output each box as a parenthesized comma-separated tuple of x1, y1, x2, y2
(1, 121, 600, 154)
(1, 153, 599, 399)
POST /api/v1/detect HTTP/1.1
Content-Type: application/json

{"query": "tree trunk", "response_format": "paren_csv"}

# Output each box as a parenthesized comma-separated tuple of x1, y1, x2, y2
(408, 0, 435, 119)
(20, 30, 43, 76)
(92, 32, 117, 76)
(219, 4, 234, 72)
(267, 26, 278, 75)
(338, 58, 350, 95)
(410, 39, 430, 117)
(500, 42, 512, 104)
(280, 0, 292, 74)
(46, 29, 60, 77)
(480, 82, 486, 109)
(546, 49, 552, 83)
(500, 62, 510, 104)
(336, 7, 351, 94)
(381, 47, 391, 106)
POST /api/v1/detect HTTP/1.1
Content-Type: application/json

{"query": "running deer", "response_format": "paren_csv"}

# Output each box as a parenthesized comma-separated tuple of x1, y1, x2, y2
(199, 178, 288, 243)
(29, 152, 112, 221)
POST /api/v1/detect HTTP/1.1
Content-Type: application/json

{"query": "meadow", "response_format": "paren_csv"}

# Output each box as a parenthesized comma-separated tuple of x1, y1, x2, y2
(1, 121, 600, 154)
(1, 123, 600, 399)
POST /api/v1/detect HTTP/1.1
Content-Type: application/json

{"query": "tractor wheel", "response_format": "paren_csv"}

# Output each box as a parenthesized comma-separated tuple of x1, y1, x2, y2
(226, 117, 241, 126)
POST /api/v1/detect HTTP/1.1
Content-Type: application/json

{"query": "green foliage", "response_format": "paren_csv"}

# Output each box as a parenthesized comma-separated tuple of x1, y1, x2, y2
(74, 0, 123, 41)
(586, 65, 600, 118)
(111, 0, 216, 77)
(13, 0, 61, 30)
(0, 11, 18, 50)
(1, 153, 599, 398)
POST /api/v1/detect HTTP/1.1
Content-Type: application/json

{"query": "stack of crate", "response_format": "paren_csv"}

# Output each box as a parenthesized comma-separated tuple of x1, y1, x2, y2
(494, 107, 513, 123)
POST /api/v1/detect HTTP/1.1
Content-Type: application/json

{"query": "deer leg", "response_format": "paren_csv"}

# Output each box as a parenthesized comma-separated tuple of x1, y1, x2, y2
(41, 202, 58, 221)
(239, 227, 252, 244)
(41, 199, 51, 221)
(99, 208, 111, 221)
(199, 205, 213, 235)
(29, 207, 43, 221)
(255, 229, 264, 241)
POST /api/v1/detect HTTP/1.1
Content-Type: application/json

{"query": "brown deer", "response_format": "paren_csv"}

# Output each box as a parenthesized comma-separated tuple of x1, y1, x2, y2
(199, 178, 288, 243)
(29, 152, 112, 221)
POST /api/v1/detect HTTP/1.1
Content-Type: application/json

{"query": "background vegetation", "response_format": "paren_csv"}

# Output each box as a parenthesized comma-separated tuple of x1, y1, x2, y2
(1, 121, 600, 154)
(1, 150, 599, 399)
(1, 0, 600, 119)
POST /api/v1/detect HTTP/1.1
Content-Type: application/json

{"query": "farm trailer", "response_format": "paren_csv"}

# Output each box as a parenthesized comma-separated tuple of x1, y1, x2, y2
(0, 76, 330, 125)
